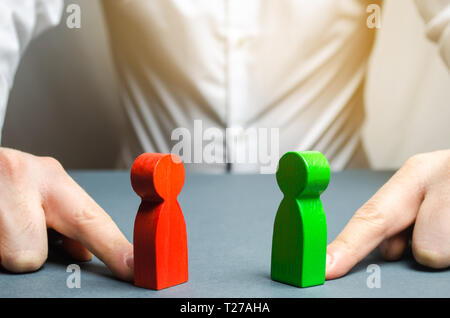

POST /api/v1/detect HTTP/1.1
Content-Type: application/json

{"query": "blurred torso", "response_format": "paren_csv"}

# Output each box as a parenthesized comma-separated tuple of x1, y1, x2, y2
(102, 0, 378, 172)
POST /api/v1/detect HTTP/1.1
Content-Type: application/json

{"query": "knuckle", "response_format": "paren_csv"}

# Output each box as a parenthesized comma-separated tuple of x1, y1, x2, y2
(19, 217, 44, 239)
(0, 148, 29, 182)
(353, 200, 387, 235)
(40, 156, 63, 171)
(334, 236, 359, 260)
(444, 151, 450, 165)
(402, 151, 450, 190)
(1, 250, 46, 273)
(68, 205, 105, 233)
(404, 153, 427, 170)
(71, 207, 97, 226)
(436, 151, 450, 178)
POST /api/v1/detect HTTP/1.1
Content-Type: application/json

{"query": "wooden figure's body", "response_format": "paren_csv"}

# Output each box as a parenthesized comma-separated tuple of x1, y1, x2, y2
(131, 153, 188, 290)
(271, 151, 330, 288)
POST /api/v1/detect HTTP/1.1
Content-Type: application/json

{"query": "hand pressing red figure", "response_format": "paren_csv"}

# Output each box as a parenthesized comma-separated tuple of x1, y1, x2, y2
(131, 153, 188, 290)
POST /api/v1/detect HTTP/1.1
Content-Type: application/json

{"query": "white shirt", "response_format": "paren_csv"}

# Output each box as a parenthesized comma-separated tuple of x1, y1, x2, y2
(1, 0, 450, 173)
(0, 0, 63, 135)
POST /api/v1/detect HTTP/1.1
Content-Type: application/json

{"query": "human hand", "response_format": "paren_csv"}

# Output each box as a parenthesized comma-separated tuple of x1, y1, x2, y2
(0, 148, 133, 281)
(326, 150, 450, 279)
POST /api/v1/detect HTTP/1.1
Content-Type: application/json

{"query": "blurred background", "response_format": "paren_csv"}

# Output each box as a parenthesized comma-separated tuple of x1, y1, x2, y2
(2, 0, 449, 170)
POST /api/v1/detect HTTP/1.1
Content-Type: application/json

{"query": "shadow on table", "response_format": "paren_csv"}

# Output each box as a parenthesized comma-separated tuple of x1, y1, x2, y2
(0, 243, 129, 285)
(403, 248, 449, 273)
(254, 246, 449, 285)
(357, 246, 449, 274)
(48, 244, 117, 278)
(255, 249, 384, 284)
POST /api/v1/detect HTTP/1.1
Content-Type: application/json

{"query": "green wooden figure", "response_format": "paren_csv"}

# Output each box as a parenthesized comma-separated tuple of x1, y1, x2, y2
(271, 151, 330, 287)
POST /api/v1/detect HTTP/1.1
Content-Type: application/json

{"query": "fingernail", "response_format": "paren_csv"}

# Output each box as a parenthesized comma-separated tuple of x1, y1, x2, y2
(125, 252, 134, 270)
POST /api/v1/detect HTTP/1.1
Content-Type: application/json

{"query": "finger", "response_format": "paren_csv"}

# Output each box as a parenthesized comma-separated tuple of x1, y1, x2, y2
(412, 180, 450, 269)
(326, 156, 426, 280)
(62, 236, 93, 262)
(379, 228, 410, 261)
(40, 158, 133, 281)
(0, 196, 48, 273)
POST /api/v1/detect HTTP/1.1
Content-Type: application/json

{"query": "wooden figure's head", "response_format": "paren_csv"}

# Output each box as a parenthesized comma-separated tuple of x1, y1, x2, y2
(131, 153, 185, 202)
(276, 151, 330, 198)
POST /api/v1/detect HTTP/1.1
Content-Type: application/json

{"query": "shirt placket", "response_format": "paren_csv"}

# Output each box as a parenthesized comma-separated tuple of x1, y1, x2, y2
(225, 0, 260, 168)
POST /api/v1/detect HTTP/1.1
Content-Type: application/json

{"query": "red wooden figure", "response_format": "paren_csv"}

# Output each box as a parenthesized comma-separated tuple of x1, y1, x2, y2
(131, 153, 188, 290)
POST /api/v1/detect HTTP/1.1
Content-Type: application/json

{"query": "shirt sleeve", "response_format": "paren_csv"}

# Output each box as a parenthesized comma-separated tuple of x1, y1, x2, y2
(0, 0, 63, 135)
(415, 0, 450, 68)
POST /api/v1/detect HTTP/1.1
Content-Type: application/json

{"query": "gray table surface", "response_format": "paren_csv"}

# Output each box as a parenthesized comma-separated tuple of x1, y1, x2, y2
(0, 170, 448, 298)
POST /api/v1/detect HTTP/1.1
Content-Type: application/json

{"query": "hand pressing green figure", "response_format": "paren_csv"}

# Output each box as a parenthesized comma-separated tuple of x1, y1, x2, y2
(271, 151, 330, 287)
